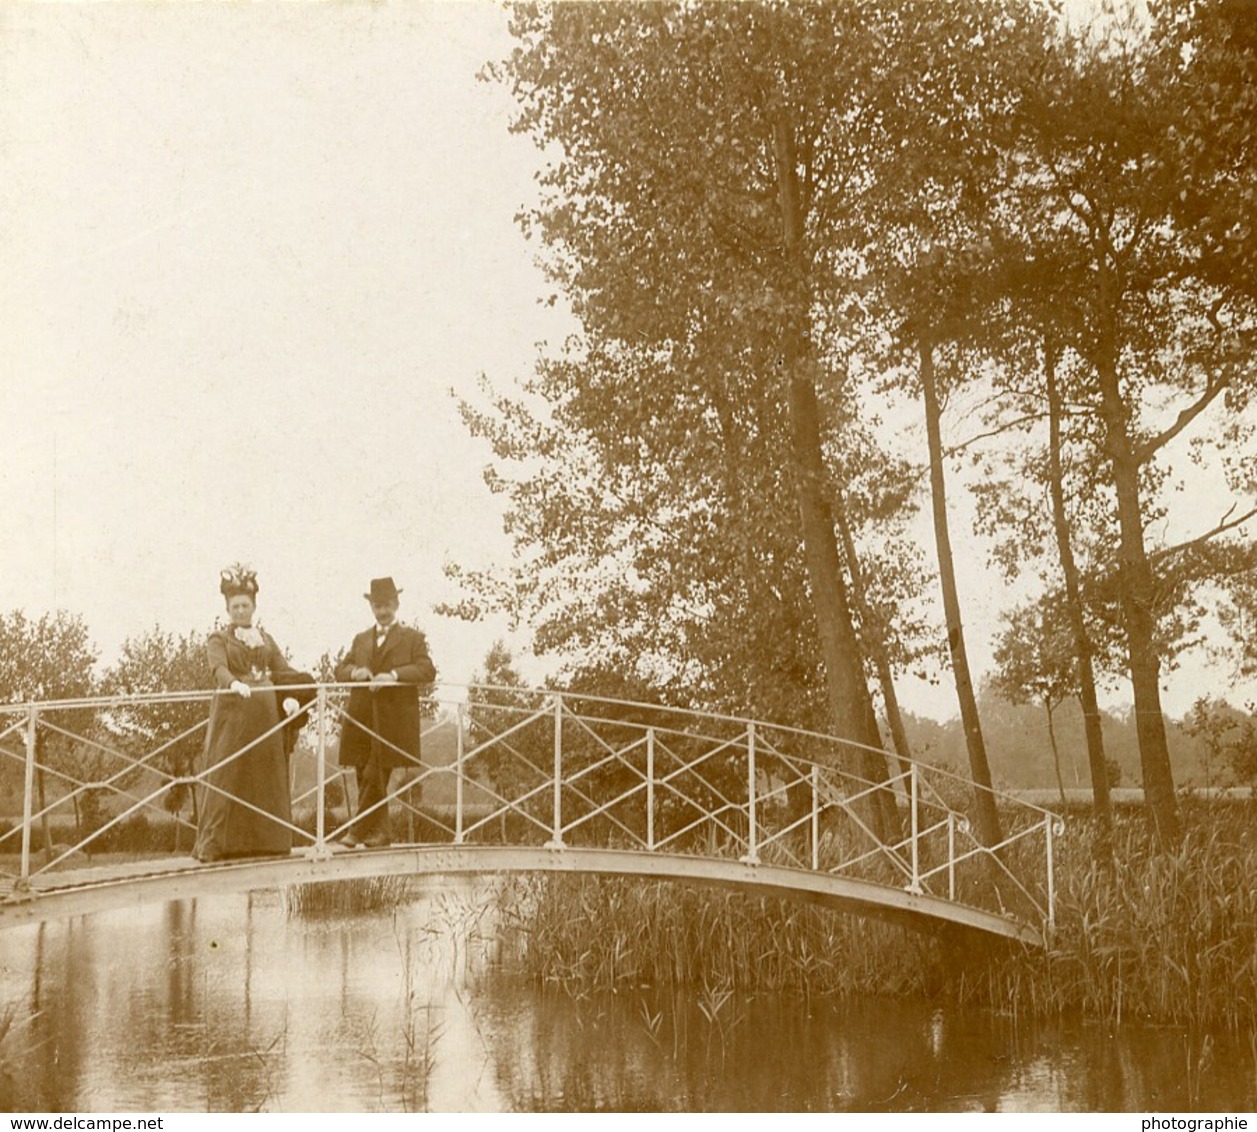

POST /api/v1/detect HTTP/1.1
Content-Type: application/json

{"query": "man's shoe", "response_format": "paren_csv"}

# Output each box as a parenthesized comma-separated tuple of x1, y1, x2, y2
(359, 834, 391, 849)
(335, 832, 360, 848)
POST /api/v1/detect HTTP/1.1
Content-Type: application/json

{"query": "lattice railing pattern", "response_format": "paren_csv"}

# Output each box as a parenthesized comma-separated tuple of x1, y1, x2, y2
(0, 686, 1063, 928)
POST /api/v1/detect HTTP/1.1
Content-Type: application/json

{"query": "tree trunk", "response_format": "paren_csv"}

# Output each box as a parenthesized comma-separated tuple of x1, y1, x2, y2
(919, 335, 1003, 847)
(1092, 270, 1181, 847)
(783, 365, 895, 838)
(771, 113, 894, 842)
(711, 388, 782, 718)
(1101, 424, 1182, 846)
(1044, 343, 1113, 854)
(834, 496, 914, 784)
(37, 767, 51, 866)
(1045, 701, 1067, 809)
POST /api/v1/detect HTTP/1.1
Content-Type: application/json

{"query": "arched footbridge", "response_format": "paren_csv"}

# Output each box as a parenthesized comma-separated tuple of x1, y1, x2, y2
(0, 685, 1063, 944)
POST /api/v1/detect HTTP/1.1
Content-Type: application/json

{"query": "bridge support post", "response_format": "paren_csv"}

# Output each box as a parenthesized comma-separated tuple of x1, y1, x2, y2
(740, 723, 759, 865)
(545, 694, 565, 850)
(454, 702, 465, 845)
(19, 706, 36, 887)
(907, 763, 922, 895)
(308, 686, 331, 860)
(810, 764, 819, 871)
(646, 728, 655, 851)
(947, 812, 956, 901)
(1046, 817, 1058, 932)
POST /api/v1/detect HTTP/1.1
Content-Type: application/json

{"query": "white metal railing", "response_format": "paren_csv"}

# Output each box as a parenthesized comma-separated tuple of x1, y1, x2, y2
(0, 684, 1064, 930)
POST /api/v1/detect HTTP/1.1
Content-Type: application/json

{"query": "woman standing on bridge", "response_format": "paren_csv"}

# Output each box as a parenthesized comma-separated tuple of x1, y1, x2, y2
(193, 564, 313, 863)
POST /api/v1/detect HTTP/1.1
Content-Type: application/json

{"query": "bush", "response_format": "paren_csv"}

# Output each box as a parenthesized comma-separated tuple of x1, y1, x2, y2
(90, 812, 188, 854)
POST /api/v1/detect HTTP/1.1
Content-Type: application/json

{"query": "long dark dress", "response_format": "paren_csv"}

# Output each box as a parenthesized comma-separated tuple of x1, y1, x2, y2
(193, 627, 297, 862)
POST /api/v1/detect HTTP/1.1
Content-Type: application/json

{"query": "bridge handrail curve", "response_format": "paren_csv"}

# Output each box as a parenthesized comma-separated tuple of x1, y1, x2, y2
(452, 682, 1066, 823)
(0, 681, 1062, 820)
(0, 682, 1062, 936)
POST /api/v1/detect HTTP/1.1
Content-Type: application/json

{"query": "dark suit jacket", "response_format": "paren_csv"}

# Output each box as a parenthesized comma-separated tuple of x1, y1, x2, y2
(335, 624, 436, 770)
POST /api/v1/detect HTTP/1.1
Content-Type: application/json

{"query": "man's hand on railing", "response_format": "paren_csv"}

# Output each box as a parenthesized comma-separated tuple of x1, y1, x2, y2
(283, 697, 300, 717)
(369, 671, 399, 690)
(351, 666, 372, 682)
(230, 680, 252, 699)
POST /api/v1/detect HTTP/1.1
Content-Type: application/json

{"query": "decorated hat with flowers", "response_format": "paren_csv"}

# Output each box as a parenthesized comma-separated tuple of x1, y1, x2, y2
(219, 562, 259, 599)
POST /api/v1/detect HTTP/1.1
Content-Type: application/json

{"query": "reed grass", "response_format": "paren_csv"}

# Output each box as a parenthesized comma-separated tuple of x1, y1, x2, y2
(0, 1002, 45, 1111)
(981, 800, 1257, 1033)
(283, 875, 413, 917)
(494, 801, 1257, 1032)
(496, 873, 948, 998)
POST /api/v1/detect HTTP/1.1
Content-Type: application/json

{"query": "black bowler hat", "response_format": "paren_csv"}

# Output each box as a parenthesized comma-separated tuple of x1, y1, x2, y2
(365, 577, 402, 603)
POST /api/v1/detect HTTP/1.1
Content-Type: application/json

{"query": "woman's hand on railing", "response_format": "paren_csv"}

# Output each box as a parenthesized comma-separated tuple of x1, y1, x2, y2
(283, 697, 299, 717)
(229, 680, 252, 699)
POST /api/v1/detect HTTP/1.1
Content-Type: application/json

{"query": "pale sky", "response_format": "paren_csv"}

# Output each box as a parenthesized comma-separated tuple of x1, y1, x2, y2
(0, 0, 1246, 724)
(1, 1, 574, 690)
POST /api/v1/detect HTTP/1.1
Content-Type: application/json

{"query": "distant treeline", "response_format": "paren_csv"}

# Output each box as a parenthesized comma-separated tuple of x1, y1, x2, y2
(904, 690, 1257, 795)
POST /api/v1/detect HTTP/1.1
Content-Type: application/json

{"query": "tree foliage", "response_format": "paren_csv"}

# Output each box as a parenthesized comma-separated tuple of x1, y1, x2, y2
(1182, 695, 1257, 789)
(469, 2, 995, 736)
(102, 626, 211, 822)
(449, 0, 1257, 849)
(0, 610, 98, 704)
(0, 609, 98, 773)
(0, 610, 101, 845)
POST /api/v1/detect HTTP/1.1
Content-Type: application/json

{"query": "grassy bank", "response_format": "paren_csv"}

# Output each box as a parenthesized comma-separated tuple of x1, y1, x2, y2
(987, 802, 1256, 1032)
(493, 800, 1257, 1033)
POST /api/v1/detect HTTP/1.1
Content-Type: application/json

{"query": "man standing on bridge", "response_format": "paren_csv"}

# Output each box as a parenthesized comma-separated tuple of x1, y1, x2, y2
(335, 576, 436, 847)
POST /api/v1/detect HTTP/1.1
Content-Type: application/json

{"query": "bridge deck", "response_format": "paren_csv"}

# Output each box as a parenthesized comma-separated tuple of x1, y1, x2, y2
(0, 843, 1043, 946)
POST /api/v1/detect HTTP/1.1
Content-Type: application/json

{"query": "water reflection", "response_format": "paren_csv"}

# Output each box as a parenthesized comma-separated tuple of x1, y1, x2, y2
(0, 884, 1253, 1112)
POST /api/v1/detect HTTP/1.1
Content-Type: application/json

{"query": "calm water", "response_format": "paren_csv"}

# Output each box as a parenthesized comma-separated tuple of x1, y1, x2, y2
(0, 881, 1254, 1112)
